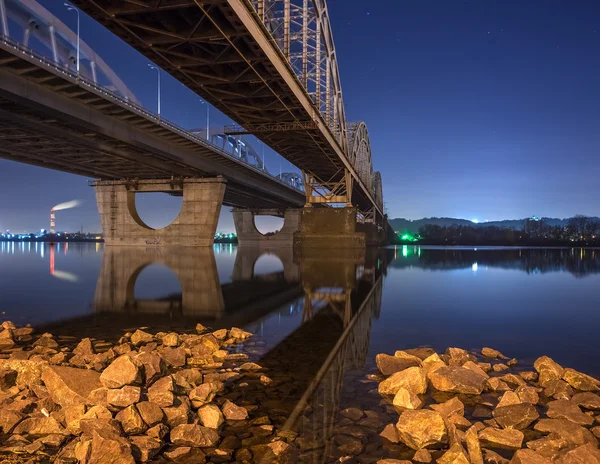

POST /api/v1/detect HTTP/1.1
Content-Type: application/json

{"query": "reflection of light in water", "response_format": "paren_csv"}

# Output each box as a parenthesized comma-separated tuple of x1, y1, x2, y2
(472, 262, 478, 272)
(51, 270, 79, 283)
(402, 245, 408, 258)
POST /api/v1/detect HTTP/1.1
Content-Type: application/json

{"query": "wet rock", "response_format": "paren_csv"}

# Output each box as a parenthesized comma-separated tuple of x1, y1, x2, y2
(131, 330, 154, 346)
(147, 376, 175, 407)
(492, 363, 509, 373)
(42, 365, 102, 408)
(340, 407, 365, 421)
(250, 441, 298, 463)
(130, 435, 163, 462)
(533, 419, 597, 446)
(378, 366, 427, 396)
(395, 409, 447, 450)
(376, 353, 420, 376)
(510, 449, 552, 464)
(478, 427, 523, 449)
(572, 392, 600, 409)
(534, 356, 564, 387)
(481, 347, 507, 359)
(107, 386, 141, 408)
(158, 347, 187, 368)
(116, 405, 147, 435)
(197, 404, 224, 429)
(13, 416, 66, 436)
(562, 368, 600, 391)
(392, 386, 423, 410)
(554, 443, 600, 463)
(100, 355, 142, 389)
(136, 401, 164, 427)
(546, 399, 594, 425)
(89, 429, 135, 464)
(134, 352, 165, 386)
(428, 366, 487, 394)
(492, 403, 539, 430)
(380, 423, 400, 443)
(430, 397, 464, 417)
(335, 434, 364, 455)
(170, 424, 220, 447)
(222, 399, 249, 420)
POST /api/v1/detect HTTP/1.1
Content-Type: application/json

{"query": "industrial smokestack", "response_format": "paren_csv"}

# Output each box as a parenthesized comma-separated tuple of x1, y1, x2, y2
(50, 200, 81, 234)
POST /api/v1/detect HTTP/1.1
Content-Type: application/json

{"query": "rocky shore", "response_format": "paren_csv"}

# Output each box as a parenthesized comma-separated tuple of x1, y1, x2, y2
(0, 321, 297, 463)
(330, 347, 600, 463)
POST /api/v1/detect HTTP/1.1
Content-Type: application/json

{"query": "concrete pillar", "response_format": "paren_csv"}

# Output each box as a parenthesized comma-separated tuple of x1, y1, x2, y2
(232, 208, 301, 246)
(92, 177, 226, 247)
(231, 246, 299, 282)
(294, 207, 366, 248)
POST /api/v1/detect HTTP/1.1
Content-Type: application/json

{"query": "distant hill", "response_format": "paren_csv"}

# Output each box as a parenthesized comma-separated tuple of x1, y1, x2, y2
(389, 216, 600, 234)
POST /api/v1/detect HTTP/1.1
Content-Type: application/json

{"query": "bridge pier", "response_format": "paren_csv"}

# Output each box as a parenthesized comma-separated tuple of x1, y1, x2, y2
(232, 208, 301, 246)
(293, 207, 367, 248)
(92, 177, 226, 247)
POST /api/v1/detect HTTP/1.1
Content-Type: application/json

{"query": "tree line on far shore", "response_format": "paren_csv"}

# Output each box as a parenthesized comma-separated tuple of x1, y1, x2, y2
(412, 215, 600, 246)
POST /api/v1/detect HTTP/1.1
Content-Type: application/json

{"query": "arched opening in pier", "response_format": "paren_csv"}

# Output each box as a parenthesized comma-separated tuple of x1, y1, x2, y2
(254, 253, 285, 278)
(254, 215, 284, 236)
(133, 193, 183, 230)
(133, 263, 182, 303)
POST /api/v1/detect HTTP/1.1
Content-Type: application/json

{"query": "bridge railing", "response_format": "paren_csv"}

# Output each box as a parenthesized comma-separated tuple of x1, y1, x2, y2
(0, 33, 304, 193)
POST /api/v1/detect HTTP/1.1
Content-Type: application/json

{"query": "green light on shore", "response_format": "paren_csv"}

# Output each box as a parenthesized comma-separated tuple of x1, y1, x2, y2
(399, 232, 419, 242)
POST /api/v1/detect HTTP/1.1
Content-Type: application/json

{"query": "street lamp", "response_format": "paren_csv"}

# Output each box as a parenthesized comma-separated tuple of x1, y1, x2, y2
(147, 64, 161, 118)
(199, 99, 209, 140)
(63, 3, 79, 74)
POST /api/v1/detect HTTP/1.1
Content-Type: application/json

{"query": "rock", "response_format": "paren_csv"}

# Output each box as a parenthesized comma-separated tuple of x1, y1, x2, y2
(378, 366, 427, 396)
(14, 416, 66, 436)
(147, 423, 169, 440)
(562, 368, 600, 391)
(463, 361, 490, 379)
(445, 347, 474, 366)
(465, 426, 483, 464)
(546, 399, 594, 425)
(430, 397, 464, 417)
(500, 373, 527, 387)
(497, 391, 521, 408)
(131, 330, 154, 346)
(533, 419, 597, 446)
(376, 353, 420, 376)
(197, 404, 224, 429)
(510, 449, 552, 463)
(0, 368, 17, 390)
(493, 363, 509, 373)
(421, 353, 446, 375)
(88, 429, 135, 464)
(478, 427, 523, 449)
(554, 443, 600, 463)
(83, 405, 113, 420)
(520, 371, 538, 382)
(164, 446, 207, 463)
(163, 401, 191, 428)
(129, 436, 163, 462)
(100, 355, 142, 389)
(147, 376, 175, 407)
(492, 403, 539, 430)
(380, 423, 400, 443)
(0, 409, 24, 433)
(516, 385, 539, 404)
(239, 362, 262, 371)
(134, 352, 165, 386)
(395, 409, 446, 450)
(340, 408, 365, 421)
(136, 401, 164, 427)
(41, 365, 102, 408)
(33, 333, 59, 349)
(64, 404, 87, 434)
(87, 387, 109, 407)
(116, 405, 147, 435)
(107, 386, 141, 408)
(162, 333, 180, 347)
(534, 356, 564, 387)
(170, 424, 220, 447)
(487, 378, 511, 392)
(222, 399, 248, 420)
(158, 347, 187, 368)
(189, 383, 217, 408)
(393, 387, 423, 410)
(482, 347, 507, 359)
(0, 359, 47, 385)
(250, 441, 298, 463)
(572, 392, 600, 409)
(544, 379, 573, 400)
(428, 366, 487, 394)
(438, 442, 469, 464)
(73, 338, 95, 356)
(335, 434, 364, 455)
(526, 435, 570, 460)
(229, 327, 252, 340)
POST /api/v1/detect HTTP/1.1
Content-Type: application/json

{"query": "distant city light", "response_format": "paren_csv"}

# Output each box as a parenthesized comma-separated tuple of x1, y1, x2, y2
(471, 219, 479, 224)
(472, 262, 478, 272)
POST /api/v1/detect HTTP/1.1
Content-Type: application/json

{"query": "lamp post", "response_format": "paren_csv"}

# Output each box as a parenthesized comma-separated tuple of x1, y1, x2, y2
(200, 99, 209, 140)
(63, 3, 79, 74)
(147, 64, 161, 118)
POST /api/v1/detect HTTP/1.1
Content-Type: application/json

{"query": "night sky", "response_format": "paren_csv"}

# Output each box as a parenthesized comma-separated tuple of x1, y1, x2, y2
(1, 0, 599, 233)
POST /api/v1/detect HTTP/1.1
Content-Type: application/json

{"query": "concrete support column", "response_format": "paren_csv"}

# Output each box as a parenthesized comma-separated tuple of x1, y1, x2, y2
(232, 208, 301, 246)
(92, 177, 226, 247)
(294, 206, 366, 248)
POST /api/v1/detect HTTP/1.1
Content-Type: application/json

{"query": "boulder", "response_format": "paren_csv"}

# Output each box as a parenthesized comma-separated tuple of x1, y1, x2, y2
(100, 355, 142, 389)
(73, 338, 95, 356)
(463, 361, 490, 379)
(510, 449, 552, 464)
(562, 368, 600, 391)
(170, 424, 220, 447)
(533, 419, 597, 446)
(0, 368, 17, 390)
(554, 443, 600, 464)
(0, 408, 24, 433)
(116, 405, 147, 435)
(492, 403, 539, 430)
(481, 347, 508, 359)
(158, 347, 187, 368)
(0, 359, 47, 385)
(197, 404, 224, 429)
(392, 387, 423, 411)
(130, 330, 154, 346)
(487, 378, 511, 392)
(430, 397, 464, 418)
(516, 385, 540, 404)
(395, 409, 447, 450)
(13, 416, 66, 436)
(130, 436, 163, 462)
(147, 376, 175, 408)
(376, 353, 420, 376)
(163, 401, 191, 428)
(421, 353, 446, 375)
(134, 352, 165, 386)
(571, 392, 600, 409)
(380, 423, 400, 443)
(136, 401, 164, 427)
(437, 442, 469, 464)
(64, 404, 87, 434)
(445, 347, 474, 366)
(378, 366, 427, 396)
(162, 333, 180, 347)
(534, 356, 564, 387)
(465, 426, 483, 464)
(41, 365, 102, 408)
(546, 399, 594, 426)
(544, 379, 573, 400)
(147, 424, 169, 440)
(222, 399, 249, 420)
(88, 429, 135, 464)
(107, 386, 141, 408)
(478, 427, 523, 449)
(492, 363, 509, 373)
(497, 391, 521, 408)
(428, 366, 487, 394)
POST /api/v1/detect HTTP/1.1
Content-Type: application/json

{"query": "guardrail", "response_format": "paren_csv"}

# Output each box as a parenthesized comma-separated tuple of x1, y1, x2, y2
(0, 33, 304, 193)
